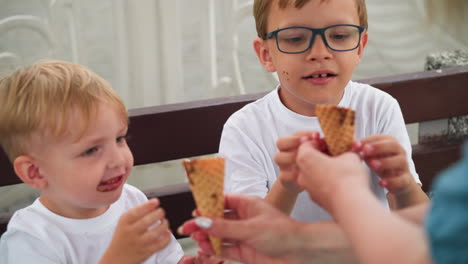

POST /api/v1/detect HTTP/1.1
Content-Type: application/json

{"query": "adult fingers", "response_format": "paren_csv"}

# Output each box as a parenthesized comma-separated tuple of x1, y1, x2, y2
(296, 142, 329, 170)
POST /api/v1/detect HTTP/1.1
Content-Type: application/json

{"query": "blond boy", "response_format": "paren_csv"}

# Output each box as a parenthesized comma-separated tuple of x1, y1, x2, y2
(0, 61, 186, 263)
(220, 0, 428, 222)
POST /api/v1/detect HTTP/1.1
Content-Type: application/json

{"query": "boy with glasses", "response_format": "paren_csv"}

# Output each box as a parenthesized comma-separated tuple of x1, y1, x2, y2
(220, 0, 428, 222)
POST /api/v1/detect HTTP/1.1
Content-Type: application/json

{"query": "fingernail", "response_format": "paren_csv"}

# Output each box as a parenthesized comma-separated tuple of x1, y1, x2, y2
(195, 217, 213, 229)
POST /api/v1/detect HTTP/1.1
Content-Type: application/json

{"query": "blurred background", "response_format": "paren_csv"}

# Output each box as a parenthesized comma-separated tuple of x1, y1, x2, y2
(0, 0, 467, 250)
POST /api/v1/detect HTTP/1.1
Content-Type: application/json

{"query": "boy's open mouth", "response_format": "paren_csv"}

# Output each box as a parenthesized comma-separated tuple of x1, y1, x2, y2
(303, 73, 337, 79)
(97, 176, 123, 192)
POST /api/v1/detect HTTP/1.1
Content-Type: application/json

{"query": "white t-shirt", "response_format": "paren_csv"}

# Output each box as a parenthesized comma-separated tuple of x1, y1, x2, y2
(220, 81, 421, 222)
(0, 184, 184, 264)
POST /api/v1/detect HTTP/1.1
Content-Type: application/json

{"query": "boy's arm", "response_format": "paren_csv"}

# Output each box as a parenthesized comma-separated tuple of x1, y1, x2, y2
(355, 133, 429, 210)
(264, 180, 299, 214)
(266, 131, 320, 214)
(387, 183, 429, 210)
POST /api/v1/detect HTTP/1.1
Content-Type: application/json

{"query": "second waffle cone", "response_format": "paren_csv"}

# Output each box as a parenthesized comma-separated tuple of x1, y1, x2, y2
(182, 157, 225, 256)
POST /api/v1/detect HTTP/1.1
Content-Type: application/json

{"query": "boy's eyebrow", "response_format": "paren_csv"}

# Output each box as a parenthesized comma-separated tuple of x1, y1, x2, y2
(75, 125, 128, 146)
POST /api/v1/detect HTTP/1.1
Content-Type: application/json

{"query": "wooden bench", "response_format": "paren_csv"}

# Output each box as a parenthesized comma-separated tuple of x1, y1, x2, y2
(1, 65, 468, 238)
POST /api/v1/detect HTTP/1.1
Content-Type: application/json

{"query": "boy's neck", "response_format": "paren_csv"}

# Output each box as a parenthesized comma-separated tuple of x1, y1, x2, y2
(39, 195, 110, 219)
(277, 86, 345, 117)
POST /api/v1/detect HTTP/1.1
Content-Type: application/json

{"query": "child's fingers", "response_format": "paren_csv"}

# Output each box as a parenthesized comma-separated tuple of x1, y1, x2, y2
(120, 199, 160, 224)
(134, 207, 166, 233)
(368, 155, 407, 175)
(143, 218, 171, 244)
(274, 151, 297, 169)
(276, 136, 302, 151)
(146, 230, 172, 254)
(380, 176, 412, 193)
(361, 140, 403, 158)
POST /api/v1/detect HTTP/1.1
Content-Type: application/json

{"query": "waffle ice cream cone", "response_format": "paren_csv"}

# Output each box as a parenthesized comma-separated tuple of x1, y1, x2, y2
(315, 104, 355, 156)
(182, 157, 225, 256)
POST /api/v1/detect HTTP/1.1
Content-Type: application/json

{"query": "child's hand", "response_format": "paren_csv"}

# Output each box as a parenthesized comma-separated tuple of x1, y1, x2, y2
(274, 131, 326, 195)
(100, 199, 172, 264)
(353, 135, 415, 194)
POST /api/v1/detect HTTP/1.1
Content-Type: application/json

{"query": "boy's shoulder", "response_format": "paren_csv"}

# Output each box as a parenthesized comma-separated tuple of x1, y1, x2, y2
(348, 81, 390, 97)
(2, 199, 54, 241)
(224, 89, 279, 126)
(345, 81, 397, 107)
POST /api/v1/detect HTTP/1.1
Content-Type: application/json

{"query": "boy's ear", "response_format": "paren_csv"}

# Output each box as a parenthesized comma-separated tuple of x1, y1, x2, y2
(253, 37, 276, 72)
(356, 31, 369, 64)
(13, 155, 48, 189)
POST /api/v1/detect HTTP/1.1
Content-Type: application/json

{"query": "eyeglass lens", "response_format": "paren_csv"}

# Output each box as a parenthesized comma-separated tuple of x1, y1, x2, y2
(276, 25, 361, 53)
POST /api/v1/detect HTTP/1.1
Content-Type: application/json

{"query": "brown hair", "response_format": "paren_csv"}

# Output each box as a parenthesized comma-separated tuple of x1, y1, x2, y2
(253, 0, 368, 38)
(0, 60, 128, 161)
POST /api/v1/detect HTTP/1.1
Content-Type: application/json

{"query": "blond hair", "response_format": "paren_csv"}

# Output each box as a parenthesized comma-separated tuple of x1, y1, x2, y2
(253, 0, 368, 38)
(0, 60, 128, 161)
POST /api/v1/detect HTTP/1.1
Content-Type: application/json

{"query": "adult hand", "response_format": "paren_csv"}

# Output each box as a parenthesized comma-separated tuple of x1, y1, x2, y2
(180, 194, 357, 264)
(296, 141, 368, 215)
(179, 194, 306, 264)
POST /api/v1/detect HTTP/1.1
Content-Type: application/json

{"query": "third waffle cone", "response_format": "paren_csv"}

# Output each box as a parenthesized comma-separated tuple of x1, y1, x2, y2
(182, 157, 224, 256)
(315, 104, 355, 156)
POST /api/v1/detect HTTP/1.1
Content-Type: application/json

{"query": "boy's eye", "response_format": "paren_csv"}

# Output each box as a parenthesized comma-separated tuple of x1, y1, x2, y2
(285, 36, 306, 43)
(117, 134, 128, 143)
(81, 147, 98, 157)
(329, 33, 349, 40)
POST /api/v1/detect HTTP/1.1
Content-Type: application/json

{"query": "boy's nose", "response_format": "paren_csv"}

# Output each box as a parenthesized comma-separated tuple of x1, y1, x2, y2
(108, 147, 126, 169)
(306, 35, 332, 61)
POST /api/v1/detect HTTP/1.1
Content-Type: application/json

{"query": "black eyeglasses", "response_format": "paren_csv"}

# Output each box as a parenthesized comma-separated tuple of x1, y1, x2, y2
(264, 24, 365, 54)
